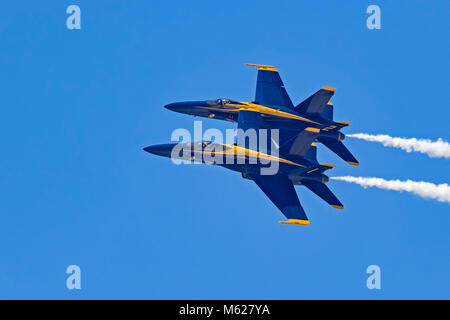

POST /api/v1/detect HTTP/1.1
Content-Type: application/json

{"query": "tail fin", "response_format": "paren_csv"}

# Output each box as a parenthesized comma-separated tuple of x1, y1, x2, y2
(278, 127, 318, 159)
(321, 103, 333, 121)
(294, 87, 335, 116)
(304, 144, 318, 163)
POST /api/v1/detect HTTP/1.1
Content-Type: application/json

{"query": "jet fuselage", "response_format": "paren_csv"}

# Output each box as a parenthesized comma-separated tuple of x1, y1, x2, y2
(164, 99, 347, 141)
(143, 141, 332, 186)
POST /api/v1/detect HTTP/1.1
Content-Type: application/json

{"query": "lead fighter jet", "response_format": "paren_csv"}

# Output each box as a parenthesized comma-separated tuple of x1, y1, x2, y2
(143, 137, 344, 225)
(165, 64, 359, 166)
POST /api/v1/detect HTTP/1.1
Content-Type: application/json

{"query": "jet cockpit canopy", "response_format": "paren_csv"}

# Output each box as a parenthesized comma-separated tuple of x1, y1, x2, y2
(206, 98, 238, 106)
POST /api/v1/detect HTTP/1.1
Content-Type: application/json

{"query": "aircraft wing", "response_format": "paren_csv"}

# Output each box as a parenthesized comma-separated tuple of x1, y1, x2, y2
(250, 174, 310, 225)
(246, 64, 294, 109)
(294, 87, 335, 115)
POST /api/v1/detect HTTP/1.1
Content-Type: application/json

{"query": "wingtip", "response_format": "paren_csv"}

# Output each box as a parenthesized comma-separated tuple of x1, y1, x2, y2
(278, 219, 310, 226)
(322, 86, 336, 92)
(331, 205, 344, 210)
(245, 63, 278, 72)
(347, 161, 359, 166)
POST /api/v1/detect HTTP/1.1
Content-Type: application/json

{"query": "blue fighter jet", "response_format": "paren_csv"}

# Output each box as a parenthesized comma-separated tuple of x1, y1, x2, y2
(164, 64, 359, 166)
(143, 134, 344, 225)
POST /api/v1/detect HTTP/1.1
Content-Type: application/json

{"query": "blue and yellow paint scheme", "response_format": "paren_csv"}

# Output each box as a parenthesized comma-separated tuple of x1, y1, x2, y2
(164, 64, 359, 166)
(143, 138, 344, 225)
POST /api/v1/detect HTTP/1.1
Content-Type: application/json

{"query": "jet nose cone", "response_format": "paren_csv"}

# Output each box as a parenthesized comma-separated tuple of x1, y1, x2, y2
(164, 103, 175, 111)
(164, 102, 184, 112)
(143, 145, 157, 154)
(164, 101, 207, 115)
(142, 144, 172, 157)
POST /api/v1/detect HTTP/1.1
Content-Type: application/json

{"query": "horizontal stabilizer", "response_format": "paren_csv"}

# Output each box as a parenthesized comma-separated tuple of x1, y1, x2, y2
(330, 121, 351, 130)
(302, 180, 344, 209)
(318, 137, 359, 166)
(305, 163, 335, 175)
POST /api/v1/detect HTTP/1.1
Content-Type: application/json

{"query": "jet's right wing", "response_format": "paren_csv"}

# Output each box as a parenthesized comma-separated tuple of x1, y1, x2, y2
(250, 174, 310, 225)
(246, 64, 294, 109)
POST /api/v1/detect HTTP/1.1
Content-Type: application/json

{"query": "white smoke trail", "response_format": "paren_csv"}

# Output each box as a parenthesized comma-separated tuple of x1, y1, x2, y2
(347, 133, 450, 159)
(331, 176, 450, 203)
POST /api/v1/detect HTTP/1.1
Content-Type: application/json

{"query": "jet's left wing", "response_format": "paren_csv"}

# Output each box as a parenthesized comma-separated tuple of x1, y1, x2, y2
(250, 174, 310, 225)
(246, 64, 294, 109)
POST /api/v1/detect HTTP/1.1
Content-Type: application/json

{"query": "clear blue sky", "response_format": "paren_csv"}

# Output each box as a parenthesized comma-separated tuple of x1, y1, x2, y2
(1, 1, 449, 299)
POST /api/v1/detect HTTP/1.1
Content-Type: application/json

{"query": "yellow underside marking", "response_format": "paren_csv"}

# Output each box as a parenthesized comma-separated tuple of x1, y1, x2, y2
(322, 86, 336, 92)
(321, 163, 336, 168)
(279, 219, 310, 226)
(201, 106, 238, 112)
(224, 144, 305, 167)
(347, 161, 359, 166)
(336, 121, 352, 125)
(331, 205, 344, 209)
(306, 168, 318, 174)
(246, 63, 278, 72)
(305, 127, 320, 133)
(200, 103, 321, 125)
(327, 102, 333, 106)
(192, 144, 305, 167)
(322, 125, 337, 131)
(226, 102, 321, 125)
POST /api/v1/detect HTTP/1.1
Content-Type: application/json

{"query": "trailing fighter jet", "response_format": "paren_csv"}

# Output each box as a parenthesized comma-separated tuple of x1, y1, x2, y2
(143, 132, 344, 225)
(164, 64, 359, 166)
